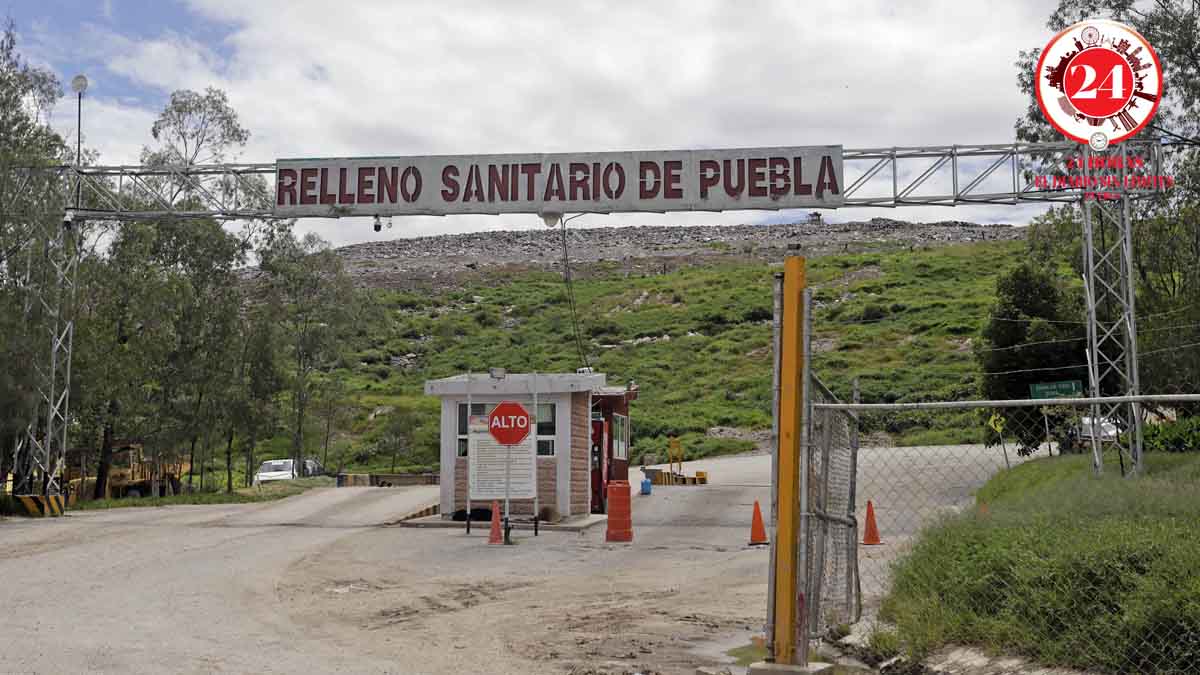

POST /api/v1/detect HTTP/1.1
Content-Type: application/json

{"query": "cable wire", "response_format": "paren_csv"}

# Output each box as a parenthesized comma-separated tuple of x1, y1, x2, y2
(558, 215, 590, 370)
(973, 321, 1200, 354)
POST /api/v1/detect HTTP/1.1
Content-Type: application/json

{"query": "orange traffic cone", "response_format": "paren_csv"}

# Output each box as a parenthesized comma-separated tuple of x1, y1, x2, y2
(749, 500, 768, 546)
(488, 501, 503, 545)
(862, 500, 882, 545)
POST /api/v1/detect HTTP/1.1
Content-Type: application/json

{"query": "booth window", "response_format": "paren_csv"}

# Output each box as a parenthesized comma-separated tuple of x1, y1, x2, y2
(612, 413, 629, 460)
(456, 402, 555, 457)
(536, 403, 556, 456)
(456, 403, 494, 457)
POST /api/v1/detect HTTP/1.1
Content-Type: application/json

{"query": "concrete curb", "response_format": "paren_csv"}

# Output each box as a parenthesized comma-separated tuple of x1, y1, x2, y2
(380, 503, 440, 526)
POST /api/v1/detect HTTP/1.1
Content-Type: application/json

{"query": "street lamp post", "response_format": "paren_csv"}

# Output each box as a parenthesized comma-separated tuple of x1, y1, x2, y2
(70, 74, 87, 210)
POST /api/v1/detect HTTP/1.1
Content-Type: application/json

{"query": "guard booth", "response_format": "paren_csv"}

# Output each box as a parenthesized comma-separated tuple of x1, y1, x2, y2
(590, 383, 638, 514)
(424, 371, 637, 520)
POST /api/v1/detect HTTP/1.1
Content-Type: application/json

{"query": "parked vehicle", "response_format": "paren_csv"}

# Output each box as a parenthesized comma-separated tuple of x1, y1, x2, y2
(253, 458, 324, 486)
(1080, 416, 1119, 441)
(254, 459, 297, 485)
(64, 442, 189, 503)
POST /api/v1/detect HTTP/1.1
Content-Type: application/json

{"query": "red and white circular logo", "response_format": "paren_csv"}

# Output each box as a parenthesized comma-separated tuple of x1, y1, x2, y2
(1035, 19, 1162, 150)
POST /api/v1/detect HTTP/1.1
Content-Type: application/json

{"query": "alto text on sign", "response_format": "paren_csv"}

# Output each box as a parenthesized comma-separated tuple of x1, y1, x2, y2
(273, 146, 843, 218)
(488, 401, 532, 446)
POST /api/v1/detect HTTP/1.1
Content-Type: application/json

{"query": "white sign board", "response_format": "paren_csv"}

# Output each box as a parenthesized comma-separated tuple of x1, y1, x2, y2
(273, 146, 843, 218)
(468, 416, 536, 501)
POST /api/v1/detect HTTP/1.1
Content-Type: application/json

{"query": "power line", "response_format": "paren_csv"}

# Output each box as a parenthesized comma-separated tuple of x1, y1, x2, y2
(820, 303, 1200, 329)
(1148, 123, 1200, 147)
(977, 363, 1086, 377)
(558, 215, 590, 370)
(988, 316, 1088, 325)
(1140, 340, 1200, 358)
(975, 321, 1200, 354)
(817, 341, 1200, 376)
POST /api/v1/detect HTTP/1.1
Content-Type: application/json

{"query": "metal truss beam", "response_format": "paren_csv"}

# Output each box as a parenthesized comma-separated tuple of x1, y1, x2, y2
(0, 141, 1168, 222)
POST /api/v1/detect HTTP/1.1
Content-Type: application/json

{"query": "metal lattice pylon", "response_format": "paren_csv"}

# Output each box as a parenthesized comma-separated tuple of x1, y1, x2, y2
(1081, 143, 1144, 476)
(11, 214, 78, 499)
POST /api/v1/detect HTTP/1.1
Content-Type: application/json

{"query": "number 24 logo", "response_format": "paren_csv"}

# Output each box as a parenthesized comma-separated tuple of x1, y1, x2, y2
(1070, 64, 1125, 100)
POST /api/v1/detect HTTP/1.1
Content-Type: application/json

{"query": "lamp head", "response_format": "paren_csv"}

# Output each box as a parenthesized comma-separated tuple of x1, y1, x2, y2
(539, 208, 562, 228)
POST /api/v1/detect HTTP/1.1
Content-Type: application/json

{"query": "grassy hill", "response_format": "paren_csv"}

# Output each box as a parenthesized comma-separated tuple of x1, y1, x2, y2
(291, 237, 1022, 473)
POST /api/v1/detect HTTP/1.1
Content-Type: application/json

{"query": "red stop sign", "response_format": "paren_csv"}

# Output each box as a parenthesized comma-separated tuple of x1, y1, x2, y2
(488, 401, 532, 446)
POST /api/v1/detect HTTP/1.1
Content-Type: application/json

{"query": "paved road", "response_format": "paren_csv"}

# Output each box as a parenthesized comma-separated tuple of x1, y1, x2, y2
(0, 487, 438, 674)
(0, 446, 1017, 674)
(641, 443, 1023, 604)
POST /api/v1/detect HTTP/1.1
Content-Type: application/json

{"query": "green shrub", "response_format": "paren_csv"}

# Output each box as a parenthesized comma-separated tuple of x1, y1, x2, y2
(358, 348, 386, 364)
(1143, 416, 1200, 453)
(860, 304, 888, 321)
(882, 454, 1200, 670)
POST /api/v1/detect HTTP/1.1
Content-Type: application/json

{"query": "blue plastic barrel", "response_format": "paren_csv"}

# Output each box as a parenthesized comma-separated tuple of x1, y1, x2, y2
(640, 478, 652, 495)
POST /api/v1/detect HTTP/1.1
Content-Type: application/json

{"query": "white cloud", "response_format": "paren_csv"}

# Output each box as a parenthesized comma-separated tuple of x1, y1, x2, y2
(48, 0, 1057, 247)
(50, 95, 157, 166)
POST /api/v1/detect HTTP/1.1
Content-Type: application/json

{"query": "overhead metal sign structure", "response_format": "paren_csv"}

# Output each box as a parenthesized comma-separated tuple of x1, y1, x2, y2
(2, 138, 1173, 513)
(6, 140, 1166, 223)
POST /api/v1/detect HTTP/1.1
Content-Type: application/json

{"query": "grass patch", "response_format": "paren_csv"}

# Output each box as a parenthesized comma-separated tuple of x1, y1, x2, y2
(724, 642, 819, 667)
(72, 477, 334, 511)
(881, 452, 1200, 672)
(316, 239, 1023, 471)
(725, 642, 767, 666)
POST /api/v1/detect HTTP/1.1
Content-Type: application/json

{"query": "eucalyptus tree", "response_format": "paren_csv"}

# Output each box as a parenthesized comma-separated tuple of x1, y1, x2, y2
(258, 230, 355, 475)
(0, 19, 71, 491)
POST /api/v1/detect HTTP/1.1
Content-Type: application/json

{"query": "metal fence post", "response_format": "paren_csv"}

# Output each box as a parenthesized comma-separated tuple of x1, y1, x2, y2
(796, 285, 814, 664)
(466, 370, 472, 533)
(772, 257, 806, 665)
(766, 272, 783, 659)
(848, 378, 861, 621)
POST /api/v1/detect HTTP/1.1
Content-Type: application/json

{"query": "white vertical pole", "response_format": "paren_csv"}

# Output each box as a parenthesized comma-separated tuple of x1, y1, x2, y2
(504, 425, 512, 523)
(533, 371, 539, 521)
(466, 370, 472, 528)
(766, 272, 782, 656)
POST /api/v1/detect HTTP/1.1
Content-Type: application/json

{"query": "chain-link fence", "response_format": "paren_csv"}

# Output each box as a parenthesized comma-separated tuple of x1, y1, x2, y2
(792, 269, 1200, 672)
(804, 389, 1200, 673)
(804, 375, 859, 636)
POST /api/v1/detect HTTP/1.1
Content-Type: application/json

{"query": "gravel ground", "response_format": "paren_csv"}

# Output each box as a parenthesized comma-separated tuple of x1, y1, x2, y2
(1, 446, 1018, 674)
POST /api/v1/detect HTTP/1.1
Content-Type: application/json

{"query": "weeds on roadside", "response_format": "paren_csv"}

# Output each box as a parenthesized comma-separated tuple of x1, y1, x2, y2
(881, 453, 1200, 672)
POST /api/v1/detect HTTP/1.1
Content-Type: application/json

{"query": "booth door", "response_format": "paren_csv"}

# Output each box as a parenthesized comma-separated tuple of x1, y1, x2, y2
(590, 419, 607, 514)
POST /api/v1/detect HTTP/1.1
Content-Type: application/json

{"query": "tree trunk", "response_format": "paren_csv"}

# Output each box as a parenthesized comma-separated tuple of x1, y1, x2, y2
(149, 448, 160, 498)
(293, 386, 308, 477)
(244, 429, 257, 488)
(323, 412, 333, 470)
(225, 427, 235, 494)
(199, 423, 214, 492)
(187, 434, 198, 490)
(94, 419, 115, 500)
(0, 433, 12, 496)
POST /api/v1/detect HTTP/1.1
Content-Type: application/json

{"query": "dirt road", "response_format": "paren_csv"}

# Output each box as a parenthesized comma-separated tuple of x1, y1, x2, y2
(1, 447, 1014, 674)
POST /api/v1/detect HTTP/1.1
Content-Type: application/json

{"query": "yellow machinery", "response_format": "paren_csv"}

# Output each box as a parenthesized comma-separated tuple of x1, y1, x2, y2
(64, 443, 190, 505)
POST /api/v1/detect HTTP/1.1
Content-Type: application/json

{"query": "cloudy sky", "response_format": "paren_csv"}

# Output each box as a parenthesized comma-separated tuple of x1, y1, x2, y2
(8, 0, 1057, 247)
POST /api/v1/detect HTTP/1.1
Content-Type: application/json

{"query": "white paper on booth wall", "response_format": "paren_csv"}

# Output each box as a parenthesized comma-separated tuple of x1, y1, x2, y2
(468, 417, 537, 500)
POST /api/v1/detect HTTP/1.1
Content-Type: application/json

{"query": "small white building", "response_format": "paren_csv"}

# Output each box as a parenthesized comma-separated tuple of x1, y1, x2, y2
(424, 371, 637, 520)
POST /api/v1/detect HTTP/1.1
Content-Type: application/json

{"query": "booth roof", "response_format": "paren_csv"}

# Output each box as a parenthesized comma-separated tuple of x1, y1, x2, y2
(423, 372, 607, 397)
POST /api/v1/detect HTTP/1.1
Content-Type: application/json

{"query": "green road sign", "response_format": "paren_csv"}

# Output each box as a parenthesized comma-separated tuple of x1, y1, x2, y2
(1030, 380, 1084, 399)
